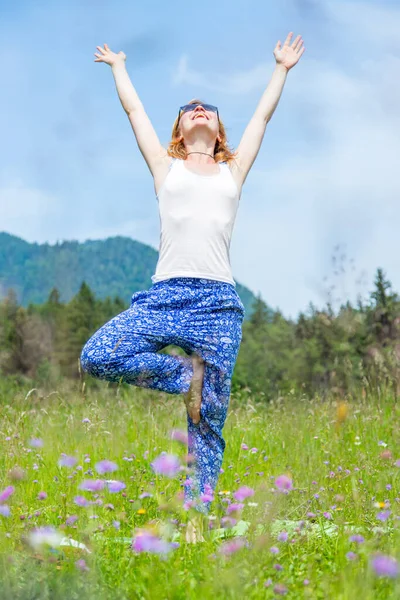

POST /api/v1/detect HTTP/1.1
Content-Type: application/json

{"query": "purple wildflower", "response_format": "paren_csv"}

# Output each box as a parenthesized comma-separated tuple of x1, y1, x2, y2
(395, 459, 400, 468)
(79, 480, 105, 492)
(221, 516, 237, 528)
(151, 453, 181, 478)
(82, 418, 90, 424)
(74, 495, 89, 507)
(76, 558, 89, 572)
(241, 443, 248, 450)
(106, 480, 126, 493)
(200, 493, 214, 503)
(139, 492, 153, 499)
(95, 460, 118, 475)
(219, 538, 246, 555)
(113, 520, 120, 530)
(170, 429, 188, 445)
(0, 486, 14, 504)
(66, 515, 78, 525)
(270, 546, 280, 554)
(226, 503, 244, 515)
(346, 552, 358, 561)
(277, 531, 288, 542)
(233, 486, 255, 501)
(0, 506, 10, 517)
(58, 455, 77, 468)
(349, 534, 364, 544)
(370, 554, 399, 578)
(323, 512, 332, 520)
(29, 438, 43, 448)
(274, 563, 283, 571)
(132, 530, 175, 555)
(377, 510, 391, 522)
(275, 475, 293, 492)
(274, 584, 288, 596)
(38, 491, 47, 500)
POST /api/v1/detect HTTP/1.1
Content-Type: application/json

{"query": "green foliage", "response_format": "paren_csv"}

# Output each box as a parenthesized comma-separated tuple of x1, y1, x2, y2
(1, 263, 400, 399)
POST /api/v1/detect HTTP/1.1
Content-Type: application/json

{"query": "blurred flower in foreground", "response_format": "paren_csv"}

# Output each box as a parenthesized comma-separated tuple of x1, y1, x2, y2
(0, 486, 15, 503)
(170, 429, 188, 445)
(79, 480, 105, 492)
(132, 530, 176, 556)
(275, 475, 293, 492)
(0, 506, 10, 517)
(346, 552, 358, 561)
(376, 510, 391, 522)
(106, 480, 126, 493)
(76, 559, 89, 572)
(95, 460, 118, 474)
(27, 526, 63, 551)
(370, 554, 399, 578)
(29, 438, 43, 448)
(151, 453, 181, 478)
(226, 503, 244, 515)
(58, 455, 78, 468)
(349, 534, 364, 544)
(233, 486, 254, 501)
(219, 538, 246, 555)
(74, 496, 89, 507)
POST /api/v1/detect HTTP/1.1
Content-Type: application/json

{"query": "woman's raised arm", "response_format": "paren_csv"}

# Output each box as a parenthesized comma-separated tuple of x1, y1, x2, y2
(94, 44, 168, 176)
(232, 32, 305, 187)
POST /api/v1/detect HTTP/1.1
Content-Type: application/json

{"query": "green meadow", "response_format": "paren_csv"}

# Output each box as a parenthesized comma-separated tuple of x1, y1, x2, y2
(0, 378, 399, 599)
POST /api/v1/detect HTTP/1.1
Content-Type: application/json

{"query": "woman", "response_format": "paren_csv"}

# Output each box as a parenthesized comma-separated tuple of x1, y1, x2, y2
(81, 33, 305, 537)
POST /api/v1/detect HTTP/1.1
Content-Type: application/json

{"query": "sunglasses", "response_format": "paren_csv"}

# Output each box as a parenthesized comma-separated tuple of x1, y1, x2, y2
(177, 103, 219, 127)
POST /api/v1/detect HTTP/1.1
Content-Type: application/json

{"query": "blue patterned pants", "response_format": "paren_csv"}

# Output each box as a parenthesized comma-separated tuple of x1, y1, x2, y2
(80, 277, 245, 513)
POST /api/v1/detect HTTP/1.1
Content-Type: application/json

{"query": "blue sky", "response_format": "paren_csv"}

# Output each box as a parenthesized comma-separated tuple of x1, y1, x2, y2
(1, 0, 400, 317)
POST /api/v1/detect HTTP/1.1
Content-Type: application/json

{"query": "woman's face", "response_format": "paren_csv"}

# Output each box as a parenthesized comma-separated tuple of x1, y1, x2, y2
(178, 104, 220, 143)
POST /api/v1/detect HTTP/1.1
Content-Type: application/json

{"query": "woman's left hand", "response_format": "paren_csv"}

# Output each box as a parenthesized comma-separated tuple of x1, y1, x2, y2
(273, 32, 305, 71)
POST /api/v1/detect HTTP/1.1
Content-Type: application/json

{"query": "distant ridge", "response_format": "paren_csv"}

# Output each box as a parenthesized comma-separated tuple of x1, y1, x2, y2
(0, 232, 260, 317)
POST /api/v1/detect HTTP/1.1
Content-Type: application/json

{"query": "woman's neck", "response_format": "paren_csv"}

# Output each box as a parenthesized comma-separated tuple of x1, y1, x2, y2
(185, 145, 216, 164)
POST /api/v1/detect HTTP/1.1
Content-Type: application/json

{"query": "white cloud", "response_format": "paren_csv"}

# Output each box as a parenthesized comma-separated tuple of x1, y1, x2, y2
(324, 1, 400, 50)
(0, 182, 61, 243)
(231, 47, 400, 317)
(172, 54, 271, 95)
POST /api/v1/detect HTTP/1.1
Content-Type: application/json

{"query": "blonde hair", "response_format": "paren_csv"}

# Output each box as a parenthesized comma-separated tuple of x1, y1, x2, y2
(167, 98, 237, 164)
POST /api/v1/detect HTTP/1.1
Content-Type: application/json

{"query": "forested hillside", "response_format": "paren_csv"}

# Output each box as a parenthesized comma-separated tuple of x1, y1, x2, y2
(0, 232, 257, 315)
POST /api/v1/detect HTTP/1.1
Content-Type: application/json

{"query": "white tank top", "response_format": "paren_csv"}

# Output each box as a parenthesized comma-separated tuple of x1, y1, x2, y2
(151, 158, 240, 286)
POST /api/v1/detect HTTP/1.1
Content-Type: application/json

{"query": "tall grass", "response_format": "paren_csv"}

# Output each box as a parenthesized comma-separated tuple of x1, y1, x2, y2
(0, 378, 399, 599)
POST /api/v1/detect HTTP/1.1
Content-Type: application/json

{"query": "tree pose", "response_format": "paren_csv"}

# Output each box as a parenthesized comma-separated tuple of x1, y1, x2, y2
(81, 33, 305, 540)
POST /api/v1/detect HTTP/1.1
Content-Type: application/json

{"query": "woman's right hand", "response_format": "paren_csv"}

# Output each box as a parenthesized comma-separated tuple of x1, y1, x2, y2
(94, 43, 126, 67)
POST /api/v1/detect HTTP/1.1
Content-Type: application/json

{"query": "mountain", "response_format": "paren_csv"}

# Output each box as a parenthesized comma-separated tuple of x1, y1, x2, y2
(0, 232, 259, 317)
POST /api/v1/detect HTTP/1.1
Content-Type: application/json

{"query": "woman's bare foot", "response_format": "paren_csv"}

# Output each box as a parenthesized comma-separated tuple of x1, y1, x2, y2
(184, 354, 204, 425)
(185, 516, 206, 543)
